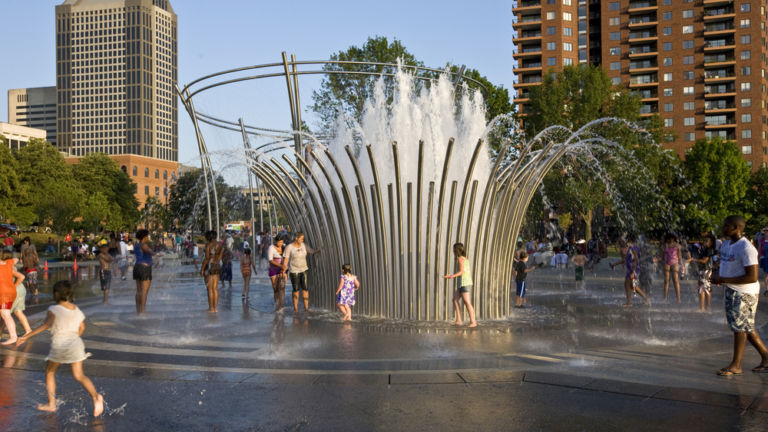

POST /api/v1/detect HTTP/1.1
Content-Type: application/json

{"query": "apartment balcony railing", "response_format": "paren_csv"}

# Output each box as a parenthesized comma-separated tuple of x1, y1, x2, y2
(631, 89, 658, 99)
(704, 22, 735, 32)
(705, 85, 736, 94)
(704, 101, 736, 110)
(629, 31, 657, 39)
(629, 1, 657, 10)
(704, 7, 735, 17)
(628, 15, 657, 25)
(704, 54, 735, 64)
(629, 74, 658, 85)
(630, 60, 657, 69)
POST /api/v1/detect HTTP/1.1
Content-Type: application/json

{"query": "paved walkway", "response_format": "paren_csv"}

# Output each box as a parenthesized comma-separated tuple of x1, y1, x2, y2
(1, 261, 767, 431)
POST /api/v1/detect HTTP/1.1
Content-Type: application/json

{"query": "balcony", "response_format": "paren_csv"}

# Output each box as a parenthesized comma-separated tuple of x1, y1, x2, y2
(703, 69, 735, 82)
(704, 54, 735, 66)
(704, 100, 736, 112)
(628, 45, 658, 58)
(639, 103, 658, 115)
(513, 45, 542, 58)
(704, 130, 735, 140)
(703, 39, 736, 52)
(513, 15, 543, 28)
(629, 60, 658, 72)
(632, 89, 658, 100)
(703, 0, 734, 5)
(512, 0, 541, 11)
(628, 15, 658, 28)
(629, 74, 658, 87)
(628, 30, 658, 42)
(704, 22, 735, 35)
(703, 7, 735, 21)
(704, 116, 737, 128)
(514, 30, 542, 42)
(628, 1, 657, 13)
(513, 62, 543, 73)
(704, 84, 736, 96)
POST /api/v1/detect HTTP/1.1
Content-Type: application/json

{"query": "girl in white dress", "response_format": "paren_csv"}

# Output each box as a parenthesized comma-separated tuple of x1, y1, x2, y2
(17, 280, 103, 416)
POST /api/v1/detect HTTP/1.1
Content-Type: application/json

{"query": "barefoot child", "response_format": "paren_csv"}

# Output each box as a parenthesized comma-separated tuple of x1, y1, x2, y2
(443, 243, 478, 327)
(336, 264, 359, 321)
(17, 280, 104, 416)
(513, 251, 536, 308)
(694, 234, 716, 312)
(240, 248, 257, 300)
(0, 252, 24, 344)
(710, 215, 768, 376)
(97, 243, 113, 304)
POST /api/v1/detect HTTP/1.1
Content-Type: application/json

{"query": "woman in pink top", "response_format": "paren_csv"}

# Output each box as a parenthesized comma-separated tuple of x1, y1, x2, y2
(661, 233, 683, 303)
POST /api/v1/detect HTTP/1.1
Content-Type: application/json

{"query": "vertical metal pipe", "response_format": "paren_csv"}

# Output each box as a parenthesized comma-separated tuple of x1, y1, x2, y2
(387, 183, 398, 318)
(365, 144, 389, 317)
(281, 52, 300, 156)
(290, 54, 303, 172)
(442, 181, 458, 321)
(455, 139, 485, 243)
(415, 141, 424, 320)
(178, 88, 213, 232)
(424, 181, 435, 320)
(465, 180, 479, 317)
(391, 142, 405, 319)
(406, 182, 414, 320)
(239, 118, 257, 252)
(432, 138, 454, 320)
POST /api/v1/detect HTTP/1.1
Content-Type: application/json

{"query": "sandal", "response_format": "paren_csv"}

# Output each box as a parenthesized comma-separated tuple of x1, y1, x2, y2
(717, 368, 742, 376)
(752, 365, 768, 373)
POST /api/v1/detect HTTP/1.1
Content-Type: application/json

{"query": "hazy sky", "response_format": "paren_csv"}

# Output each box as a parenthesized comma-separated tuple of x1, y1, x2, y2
(0, 0, 515, 182)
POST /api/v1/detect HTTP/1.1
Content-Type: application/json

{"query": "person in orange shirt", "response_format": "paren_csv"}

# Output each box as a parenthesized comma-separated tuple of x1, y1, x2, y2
(0, 251, 24, 344)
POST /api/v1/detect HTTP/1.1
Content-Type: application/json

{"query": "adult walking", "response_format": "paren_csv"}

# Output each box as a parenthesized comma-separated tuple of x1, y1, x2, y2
(133, 230, 155, 314)
(267, 235, 286, 312)
(283, 232, 318, 313)
(201, 231, 223, 313)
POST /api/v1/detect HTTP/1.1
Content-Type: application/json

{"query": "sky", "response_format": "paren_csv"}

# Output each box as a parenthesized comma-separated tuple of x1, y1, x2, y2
(0, 0, 516, 184)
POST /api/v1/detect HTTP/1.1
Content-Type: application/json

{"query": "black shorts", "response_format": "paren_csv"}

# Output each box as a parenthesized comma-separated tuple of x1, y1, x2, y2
(289, 271, 308, 292)
(133, 264, 152, 281)
(100, 269, 112, 291)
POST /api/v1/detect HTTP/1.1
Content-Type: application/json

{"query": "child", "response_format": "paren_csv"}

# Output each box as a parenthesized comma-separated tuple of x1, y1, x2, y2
(611, 235, 650, 306)
(570, 247, 589, 282)
(336, 264, 359, 321)
(17, 280, 104, 416)
(240, 248, 257, 300)
(192, 243, 200, 271)
(201, 231, 223, 313)
(513, 251, 536, 308)
(661, 233, 683, 303)
(710, 215, 768, 376)
(0, 252, 24, 344)
(97, 243, 113, 304)
(694, 234, 716, 312)
(443, 243, 478, 327)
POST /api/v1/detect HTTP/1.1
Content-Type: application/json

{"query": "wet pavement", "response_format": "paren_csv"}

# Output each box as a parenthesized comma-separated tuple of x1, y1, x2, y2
(1, 260, 768, 431)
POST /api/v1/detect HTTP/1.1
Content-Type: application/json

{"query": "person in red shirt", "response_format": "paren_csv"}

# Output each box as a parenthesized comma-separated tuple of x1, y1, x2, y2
(2, 235, 14, 253)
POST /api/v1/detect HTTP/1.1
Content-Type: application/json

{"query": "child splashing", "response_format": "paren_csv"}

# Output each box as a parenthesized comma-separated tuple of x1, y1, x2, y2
(336, 264, 359, 321)
(17, 280, 104, 416)
(443, 243, 478, 327)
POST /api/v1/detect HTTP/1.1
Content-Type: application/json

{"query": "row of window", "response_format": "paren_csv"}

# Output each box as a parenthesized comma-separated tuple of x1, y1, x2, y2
(610, 1, 751, 13)
(125, 165, 175, 180)
(663, 115, 754, 127)
(610, 17, 753, 29)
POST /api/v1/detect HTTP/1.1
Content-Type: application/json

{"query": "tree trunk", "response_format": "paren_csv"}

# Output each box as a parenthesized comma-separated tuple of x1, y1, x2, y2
(580, 208, 593, 241)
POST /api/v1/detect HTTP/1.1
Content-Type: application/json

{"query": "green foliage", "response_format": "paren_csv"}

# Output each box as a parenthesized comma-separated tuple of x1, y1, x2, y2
(139, 196, 171, 232)
(76, 153, 139, 227)
(168, 169, 249, 232)
(81, 192, 111, 231)
(0, 139, 31, 224)
(746, 167, 768, 233)
(684, 137, 751, 231)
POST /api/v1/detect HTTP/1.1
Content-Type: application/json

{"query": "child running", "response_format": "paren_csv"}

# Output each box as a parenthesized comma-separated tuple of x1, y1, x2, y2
(97, 243, 113, 304)
(611, 235, 650, 306)
(17, 280, 104, 416)
(336, 264, 359, 321)
(0, 252, 24, 344)
(513, 251, 536, 308)
(443, 243, 478, 327)
(240, 248, 257, 300)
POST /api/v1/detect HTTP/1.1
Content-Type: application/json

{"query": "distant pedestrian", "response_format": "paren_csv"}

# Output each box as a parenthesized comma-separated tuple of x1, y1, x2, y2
(611, 235, 649, 306)
(570, 247, 588, 282)
(201, 231, 223, 313)
(118, 237, 129, 280)
(336, 264, 359, 321)
(694, 234, 716, 312)
(661, 233, 683, 303)
(268, 236, 287, 312)
(443, 243, 477, 327)
(220, 242, 233, 290)
(0, 252, 23, 344)
(16, 280, 104, 416)
(97, 243, 113, 304)
(710, 215, 768, 376)
(283, 232, 318, 313)
(513, 251, 536, 308)
(21, 237, 39, 296)
(240, 248, 257, 300)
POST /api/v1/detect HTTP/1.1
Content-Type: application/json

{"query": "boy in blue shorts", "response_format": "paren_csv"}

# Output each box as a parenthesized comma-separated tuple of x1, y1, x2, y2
(513, 251, 536, 308)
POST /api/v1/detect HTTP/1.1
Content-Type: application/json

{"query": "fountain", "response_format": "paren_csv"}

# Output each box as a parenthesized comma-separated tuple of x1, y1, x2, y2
(178, 55, 655, 320)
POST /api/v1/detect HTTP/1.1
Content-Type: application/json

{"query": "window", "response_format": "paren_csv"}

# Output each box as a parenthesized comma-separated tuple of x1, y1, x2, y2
(144, 167, 149, 177)
(741, 98, 751, 107)
(684, 117, 695, 126)
(144, 185, 149, 195)
(685, 132, 695, 141)
(741, 82, 752, 91)
(663, 42, 672, 51)
(546, 26, 556, 35)
(742, 66, 751, 76)
(663, 73, 673, 81)
(742, 113, 752, 123)
(664, 118, 674, 127)
(546, 11, 555, 20)
(545, 42, 555, 50)
(664, 88, 673, 96)
(741, 3, 750, 12)
(163, 170, 167, 180)
(563, 42, 573, 51)
(563, 12, 572, 21)
(684, 102, 695, 110)
(740, 19, 750, 28)
(132, 166, 137, 176)
(154, 169, 159, 179)
(663, 12, 672, 20)
(663, 27, 672, 36)
(547, 57, 556, 66)
(610, 32, 620, 41)
(684, 71, 694, 80)
(663, 57, 672, 66)
(610, 1, 619, 11)
(742, 129, 752, 138)
(742, 145, 752, 155)
(563, 27, 573, 36)
(610, 61, 621, 70)
(609, 47, 621, 56)
(683, 86, 694, 95)
(682, 10, 693, 18)
(563, 0, 571, 4)
(741, 50, 751, 60)
(682, 25, 693, 34)
(611, 77, 621, 85)
(683, 56, 693, 65)
(683, 40, 694, 49)
(155, 187, 159, 196)
(664, 103, 674, 112)
(741, 35, 751, 44)
(609, 17, 620, 26)
(563, 58, 573, 65)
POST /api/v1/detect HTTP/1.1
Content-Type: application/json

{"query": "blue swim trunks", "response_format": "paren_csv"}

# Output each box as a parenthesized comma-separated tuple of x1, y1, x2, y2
(515, 281, 526, 298)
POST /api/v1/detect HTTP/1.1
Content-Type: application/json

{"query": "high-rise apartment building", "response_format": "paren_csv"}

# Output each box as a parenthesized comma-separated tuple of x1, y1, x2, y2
(512, 0, 768, 169)
(55, 0, 178, 203)
(8, 87, 57, 146)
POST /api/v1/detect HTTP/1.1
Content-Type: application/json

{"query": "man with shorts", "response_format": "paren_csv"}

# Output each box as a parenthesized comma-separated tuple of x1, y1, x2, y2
(711, 215, 768, 376)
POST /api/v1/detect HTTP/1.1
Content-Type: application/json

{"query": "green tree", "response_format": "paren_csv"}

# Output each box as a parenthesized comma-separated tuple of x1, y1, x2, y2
(745, 167, 768, 234)
(684, 137, 751, 231)
(14, 139, 83, 231)
(75, 153, 139, 227)
(139, 196, 171, 232)
(168, 169, 247, 232)
(81, 191, 111, 232)
(0, 137, 34, 225)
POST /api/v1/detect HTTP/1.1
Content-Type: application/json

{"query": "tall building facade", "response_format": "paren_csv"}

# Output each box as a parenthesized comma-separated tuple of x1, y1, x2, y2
(55, 0, 178, 203)
(512, 0, 768, 169)
(7, 87, 57, 146)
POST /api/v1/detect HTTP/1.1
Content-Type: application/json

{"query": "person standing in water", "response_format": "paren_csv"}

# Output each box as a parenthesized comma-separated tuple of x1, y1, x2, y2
(133, 229, 155, 314)
(336, 263, 359, 321)
(267, 236, 287, 312)
(661, 233, 683, 303)
(443, 243, 477, 327)
(240, 248, 257, 300)
(283, 232, 318, 313)
(611, 235, 650, 307)
(201, 231, 223, 313)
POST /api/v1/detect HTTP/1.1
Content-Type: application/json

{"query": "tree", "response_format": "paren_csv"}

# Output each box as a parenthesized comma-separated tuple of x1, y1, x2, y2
(684, 137, 751, 231)
(139, 196, 171, 232)
(745, 167, 768, 234)
(0, 137, 34, 225)
(81, 192, 111, 232)
(168, 169, 248, 232)
(75, 153, 139, 227)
